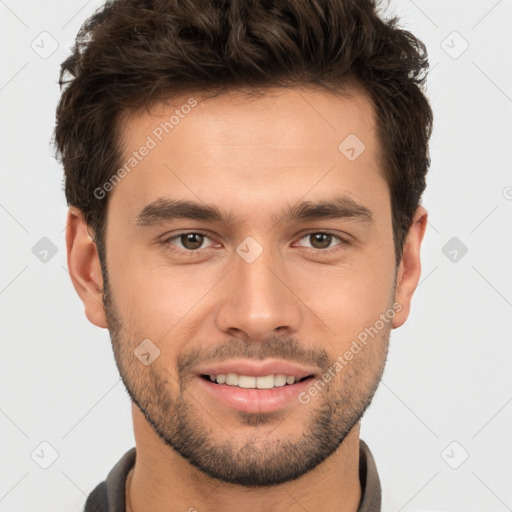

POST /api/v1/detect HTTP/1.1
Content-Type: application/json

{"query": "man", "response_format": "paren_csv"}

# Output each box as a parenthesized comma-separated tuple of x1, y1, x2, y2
(54, 0, 433, 510)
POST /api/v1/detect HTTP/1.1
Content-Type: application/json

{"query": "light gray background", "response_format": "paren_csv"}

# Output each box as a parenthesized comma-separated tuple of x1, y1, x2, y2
(1, 1, 511, 511)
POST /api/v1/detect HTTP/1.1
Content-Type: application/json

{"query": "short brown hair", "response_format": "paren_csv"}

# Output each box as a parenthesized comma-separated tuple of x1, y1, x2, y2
(54, 0, 433, 265)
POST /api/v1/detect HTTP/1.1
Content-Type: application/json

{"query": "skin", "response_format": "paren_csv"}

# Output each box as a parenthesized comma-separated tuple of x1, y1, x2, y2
(66, 86, 427, 512)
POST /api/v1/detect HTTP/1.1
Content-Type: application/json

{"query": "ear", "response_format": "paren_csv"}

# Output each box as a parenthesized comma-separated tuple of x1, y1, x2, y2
(392, 205, 428, 329)
(66, 207, 108, 328)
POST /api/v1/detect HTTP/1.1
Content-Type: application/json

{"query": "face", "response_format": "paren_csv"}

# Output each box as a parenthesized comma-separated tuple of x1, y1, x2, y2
(70, 86, 424, 487)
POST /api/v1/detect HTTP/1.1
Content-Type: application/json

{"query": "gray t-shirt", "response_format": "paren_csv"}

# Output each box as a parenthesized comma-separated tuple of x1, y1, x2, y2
(83, 439, 381, 511)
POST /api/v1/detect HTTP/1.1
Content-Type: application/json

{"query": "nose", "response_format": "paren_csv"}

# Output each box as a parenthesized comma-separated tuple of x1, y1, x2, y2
(215, 244, 303, 342)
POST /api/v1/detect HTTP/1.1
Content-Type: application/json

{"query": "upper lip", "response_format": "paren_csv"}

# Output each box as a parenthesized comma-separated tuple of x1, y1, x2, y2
(195, 359, 319, 380)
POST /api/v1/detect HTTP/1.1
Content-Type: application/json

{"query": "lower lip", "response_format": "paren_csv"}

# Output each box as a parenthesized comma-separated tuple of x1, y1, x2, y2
(196, 376, 314, 414)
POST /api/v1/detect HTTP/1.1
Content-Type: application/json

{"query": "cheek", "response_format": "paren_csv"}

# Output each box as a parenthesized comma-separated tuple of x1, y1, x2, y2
(107, 251, 221, 338)
(291, 257, 396, 342)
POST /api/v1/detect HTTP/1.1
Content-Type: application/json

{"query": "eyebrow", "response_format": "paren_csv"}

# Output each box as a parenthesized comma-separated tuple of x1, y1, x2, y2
(135, 195, 374, 228)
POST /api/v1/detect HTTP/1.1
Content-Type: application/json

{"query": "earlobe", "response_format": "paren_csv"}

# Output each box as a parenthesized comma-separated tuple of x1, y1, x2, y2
(392, 206, 428, 329)
(66, 207, 108, 328)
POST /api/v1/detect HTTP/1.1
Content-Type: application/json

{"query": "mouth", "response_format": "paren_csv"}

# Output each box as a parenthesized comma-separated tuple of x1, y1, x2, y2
(196, 374, 315, 414)
(199, 373, 314, 389)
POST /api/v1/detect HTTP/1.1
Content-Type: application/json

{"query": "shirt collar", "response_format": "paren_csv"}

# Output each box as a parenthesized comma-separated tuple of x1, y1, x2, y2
(85, 439, 381, 511)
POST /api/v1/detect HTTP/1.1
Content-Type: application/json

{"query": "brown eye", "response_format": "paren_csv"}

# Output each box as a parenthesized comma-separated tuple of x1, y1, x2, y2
(162, 231, 215, 253)
(295, 232, 346, 253)
(309, 233, 333, 249)
(179, 233, 205, 250)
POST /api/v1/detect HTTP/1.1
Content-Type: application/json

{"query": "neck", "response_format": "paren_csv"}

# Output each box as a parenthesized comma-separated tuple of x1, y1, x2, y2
(127, 404, 362, 512)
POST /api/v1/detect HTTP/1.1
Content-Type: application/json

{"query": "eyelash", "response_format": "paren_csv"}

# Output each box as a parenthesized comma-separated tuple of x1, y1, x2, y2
(159, 230, 349, 256)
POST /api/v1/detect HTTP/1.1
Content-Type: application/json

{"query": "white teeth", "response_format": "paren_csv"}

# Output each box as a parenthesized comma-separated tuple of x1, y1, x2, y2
(226, 373, 239, 386)
(256, 375, 274, 389)
(274, 374, 287, 387)
(207, 373, 303, 389)
(238, 375, 256, 388)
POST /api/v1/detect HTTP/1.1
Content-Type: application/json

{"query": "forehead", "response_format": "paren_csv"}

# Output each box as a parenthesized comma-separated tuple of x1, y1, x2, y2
(110, 86, 386, 224)
(119, 86, 377, 157)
